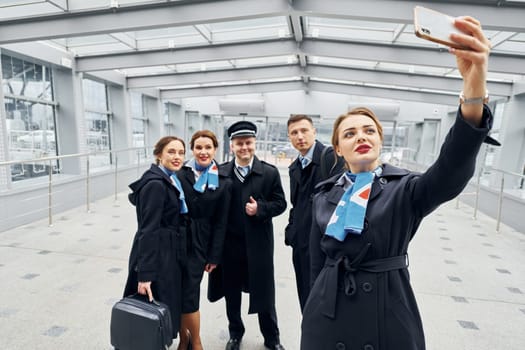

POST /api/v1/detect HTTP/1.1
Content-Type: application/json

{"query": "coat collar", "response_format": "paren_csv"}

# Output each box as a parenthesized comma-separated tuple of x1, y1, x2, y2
(323, 163, 409, 204)
(219, 156, 263, 177)
(289, 140, 324, 171)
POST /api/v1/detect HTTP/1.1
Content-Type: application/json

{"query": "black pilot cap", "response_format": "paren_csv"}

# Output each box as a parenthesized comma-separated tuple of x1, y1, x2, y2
(228, 121, 257, 140)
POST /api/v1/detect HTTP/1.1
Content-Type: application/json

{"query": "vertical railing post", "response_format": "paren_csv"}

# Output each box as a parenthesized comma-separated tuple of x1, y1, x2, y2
(114, 154, 118, 201)
(48, 159, 53, 227)
(473, 168, 482, 219)
(86, 156, 91, 213)
(496, 173, 504, 233)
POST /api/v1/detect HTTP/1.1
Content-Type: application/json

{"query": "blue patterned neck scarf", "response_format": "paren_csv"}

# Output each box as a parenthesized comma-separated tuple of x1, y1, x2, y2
(325, 167, 381, 241)
(188, 158, 219, 193)
(170, 173, 189, 214)
(158, 165, 188, 214)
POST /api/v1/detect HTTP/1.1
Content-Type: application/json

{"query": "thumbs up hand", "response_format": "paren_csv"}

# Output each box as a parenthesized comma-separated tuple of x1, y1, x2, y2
(245, 196, 258, 216)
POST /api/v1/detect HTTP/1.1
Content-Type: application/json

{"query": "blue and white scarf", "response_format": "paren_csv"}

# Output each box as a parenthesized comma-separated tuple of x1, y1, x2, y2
(325, 168, 381, 241)
(158, 165, 188, 214)
(187, 158, 219, 193)
(170, 173, 189, 214)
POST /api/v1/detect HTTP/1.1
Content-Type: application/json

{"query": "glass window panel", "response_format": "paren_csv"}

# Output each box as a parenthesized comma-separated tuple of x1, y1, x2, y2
(82, 79, 108, 111)
(309, 56, 378, 69)
(210, 17, 288, 31)
(66, 35, 118, 46)
(134, 26, 200, 39)
(132, 119, 146, 148)
(67, 0, 170, 11)
(175, 60, 232, 73)
(4, 98, 58, 181)
(494, 40, 525, 54)
(122, 65, 174, 76)
(307, 17, 400, 31)
(235, 56, 296, 68)
(85, 111, 110, 150)
(0, 2, 60, 20)
(212, 26, 290, 43)
(130, 92, 145, 118)
(137, 35, 208, 50)
(305, 17, 400, 42)
(72, 42, 133, 56)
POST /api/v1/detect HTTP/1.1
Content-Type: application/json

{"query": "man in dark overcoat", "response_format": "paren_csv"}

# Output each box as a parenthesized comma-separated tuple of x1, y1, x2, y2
(285, 114, 343, 311)
(208, 121, 287, 350)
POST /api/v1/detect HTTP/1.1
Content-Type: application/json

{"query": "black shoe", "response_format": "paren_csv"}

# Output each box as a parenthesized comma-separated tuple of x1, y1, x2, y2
(225, 338, 241, 350)
(265, 343, 285, 350)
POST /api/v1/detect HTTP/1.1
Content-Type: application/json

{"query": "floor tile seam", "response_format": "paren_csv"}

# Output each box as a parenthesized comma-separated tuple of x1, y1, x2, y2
(415, 290, 525, 306)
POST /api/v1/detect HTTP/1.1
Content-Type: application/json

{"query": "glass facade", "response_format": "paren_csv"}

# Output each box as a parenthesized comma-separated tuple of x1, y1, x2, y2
(130, 92, 148, 163)
(2, 54, 58, 181)
(82, 78, 112, 168)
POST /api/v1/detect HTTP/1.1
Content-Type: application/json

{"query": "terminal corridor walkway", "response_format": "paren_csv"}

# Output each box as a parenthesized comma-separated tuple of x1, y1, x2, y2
(0, 168, 524, 350)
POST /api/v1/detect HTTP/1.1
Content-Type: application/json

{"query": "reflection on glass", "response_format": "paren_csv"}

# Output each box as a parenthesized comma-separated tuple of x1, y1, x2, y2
(83, 78, 112, 168)
(2, 54, 58, 181)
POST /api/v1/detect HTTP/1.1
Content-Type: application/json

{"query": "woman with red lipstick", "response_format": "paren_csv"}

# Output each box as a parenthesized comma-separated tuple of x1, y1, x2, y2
(124, 136, 189, 343)
(301, 16, 495, 350)
(176, 130, 233, 350)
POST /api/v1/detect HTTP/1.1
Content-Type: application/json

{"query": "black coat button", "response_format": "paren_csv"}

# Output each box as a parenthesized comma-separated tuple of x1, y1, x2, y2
(362, 282, 373, 292)
(364, 344, 374, 350)
(335, 342, 346, 350)
(379, 177, 387, 185)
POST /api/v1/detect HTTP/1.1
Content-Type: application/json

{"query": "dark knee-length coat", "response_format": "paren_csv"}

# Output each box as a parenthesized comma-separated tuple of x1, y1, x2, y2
(123, 164, 189, 338)
(301, 107, 493, 350)
(177, 164, 232, 312)
(208, 156, 287, 314)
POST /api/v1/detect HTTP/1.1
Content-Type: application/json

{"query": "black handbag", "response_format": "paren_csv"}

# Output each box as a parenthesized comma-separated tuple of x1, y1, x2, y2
(110, 294, 173, 350)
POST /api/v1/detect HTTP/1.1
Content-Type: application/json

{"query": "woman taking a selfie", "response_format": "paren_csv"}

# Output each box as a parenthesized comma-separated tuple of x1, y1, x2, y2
(301, 16, 494, 350)
(176, 130, 232, 350)
(124, 136, 189, 342)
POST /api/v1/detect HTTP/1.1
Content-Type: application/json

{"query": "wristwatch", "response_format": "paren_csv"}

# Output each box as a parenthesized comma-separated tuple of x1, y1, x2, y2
(459, 91, 489, 105)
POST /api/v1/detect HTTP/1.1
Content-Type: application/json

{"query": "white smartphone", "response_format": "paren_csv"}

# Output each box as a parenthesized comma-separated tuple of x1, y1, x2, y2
(414, 6, 467, 49)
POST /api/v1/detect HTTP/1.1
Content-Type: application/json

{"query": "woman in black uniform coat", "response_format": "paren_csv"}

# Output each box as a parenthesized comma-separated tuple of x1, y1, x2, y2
(177, 130, 232, 350)
(124, 136, 189, 340)
(301, 16, 496, 350)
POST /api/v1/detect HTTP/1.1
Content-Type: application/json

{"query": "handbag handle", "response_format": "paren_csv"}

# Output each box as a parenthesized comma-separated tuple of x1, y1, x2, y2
(127, 293, 160, 306)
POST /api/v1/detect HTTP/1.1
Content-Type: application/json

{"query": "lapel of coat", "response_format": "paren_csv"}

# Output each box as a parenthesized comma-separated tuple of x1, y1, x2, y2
(289, 158, 301, 199)
(369, 163, 409, 201)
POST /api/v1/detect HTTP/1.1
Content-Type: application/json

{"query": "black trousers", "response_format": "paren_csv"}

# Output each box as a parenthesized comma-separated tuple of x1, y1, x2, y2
(223, 236, 280, 346)
(292, 245, 311, 312)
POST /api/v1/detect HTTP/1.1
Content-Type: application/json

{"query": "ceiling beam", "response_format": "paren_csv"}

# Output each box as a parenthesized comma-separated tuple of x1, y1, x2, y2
(127, 65, 303, 89)
(47, 0, 68, 11)
(76, 40, 298, 72)
(310, 80, 458, 106)
(159, 78, 485, 105)
(1, 0, 524, 45)
(0, 0, 290, 44)
(161, 80, 306, 99)
(127, 64, 512, 98)
(289, 13, 304, 42)
(293, 0, 525, 32)
(301, 39, 525, 75)
(305, 65, 512, 97)
(76, 38, 524, 76)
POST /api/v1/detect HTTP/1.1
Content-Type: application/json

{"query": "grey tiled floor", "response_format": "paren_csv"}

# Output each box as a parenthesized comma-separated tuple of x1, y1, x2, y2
(0, 169, 524, 350)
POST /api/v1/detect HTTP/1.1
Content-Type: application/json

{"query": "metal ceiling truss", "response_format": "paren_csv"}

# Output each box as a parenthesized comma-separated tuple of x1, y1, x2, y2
(0, 0, 524, 103)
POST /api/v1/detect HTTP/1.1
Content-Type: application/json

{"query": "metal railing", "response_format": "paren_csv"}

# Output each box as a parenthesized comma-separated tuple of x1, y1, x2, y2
(0, 146, 151, 228)
(1, 146, 523, 233)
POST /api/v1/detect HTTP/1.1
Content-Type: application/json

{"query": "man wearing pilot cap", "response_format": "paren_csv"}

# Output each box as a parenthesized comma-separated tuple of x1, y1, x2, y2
(208, 120, 287, 350)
